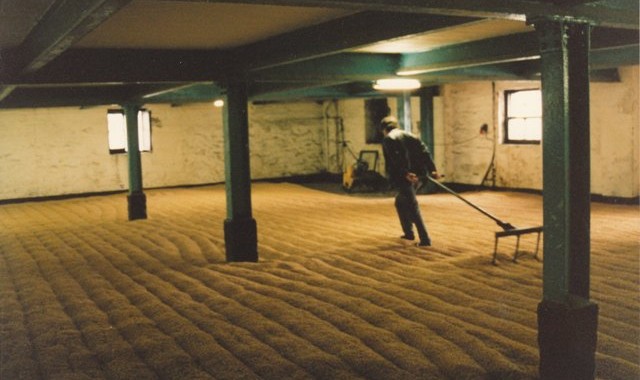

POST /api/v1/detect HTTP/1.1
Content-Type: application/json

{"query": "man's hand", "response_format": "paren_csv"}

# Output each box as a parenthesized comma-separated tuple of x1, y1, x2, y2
(430, 171, 443, 180)
(405, 172, 419, 184)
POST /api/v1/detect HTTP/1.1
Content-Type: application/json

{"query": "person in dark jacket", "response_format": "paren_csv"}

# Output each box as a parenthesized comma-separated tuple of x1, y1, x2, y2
(380, 116, 440, 246)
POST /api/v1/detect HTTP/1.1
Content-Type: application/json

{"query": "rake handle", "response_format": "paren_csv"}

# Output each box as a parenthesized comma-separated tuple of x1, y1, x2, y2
(426, 176, 515, 230)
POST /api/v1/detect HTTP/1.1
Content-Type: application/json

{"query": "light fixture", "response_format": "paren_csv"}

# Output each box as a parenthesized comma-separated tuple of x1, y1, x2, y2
(373, 78, 421, 91)
(213, 99, 224, 108)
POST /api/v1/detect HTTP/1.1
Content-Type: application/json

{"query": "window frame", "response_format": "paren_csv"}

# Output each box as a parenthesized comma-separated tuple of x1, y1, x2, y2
(107, 109, 152, 154)
(503, 88, 542, 145)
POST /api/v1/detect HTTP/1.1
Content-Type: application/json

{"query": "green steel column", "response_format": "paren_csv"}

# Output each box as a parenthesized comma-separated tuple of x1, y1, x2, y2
(222, 80, 258, 262)
(123, 104, 146, 220)
(397, 92, 412, 132)
(419, 86, 438, 193)
(533, 18, 597, 380)
(419, 87, 438, 155)
(396, 95, 405, 130)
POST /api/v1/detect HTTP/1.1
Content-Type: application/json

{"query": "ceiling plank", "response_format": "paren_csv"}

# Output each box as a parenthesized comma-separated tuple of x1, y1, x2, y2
(237, 11, 477, 71)
(180, 0, 638, 29)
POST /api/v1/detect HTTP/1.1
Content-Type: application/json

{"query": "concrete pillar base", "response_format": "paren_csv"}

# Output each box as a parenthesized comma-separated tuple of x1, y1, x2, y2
(224, 217, 258, 262)
(538, 300, 598, 380)
(127, 192, 147, 221)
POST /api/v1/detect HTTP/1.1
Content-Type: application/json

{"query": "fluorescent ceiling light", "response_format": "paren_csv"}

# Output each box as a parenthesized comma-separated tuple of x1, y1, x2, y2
(213, 99, 224, 107)
(373, 78, 421, 91)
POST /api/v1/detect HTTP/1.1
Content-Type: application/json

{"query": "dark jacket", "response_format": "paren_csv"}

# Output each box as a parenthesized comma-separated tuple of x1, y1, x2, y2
(382, 128, 437, 186)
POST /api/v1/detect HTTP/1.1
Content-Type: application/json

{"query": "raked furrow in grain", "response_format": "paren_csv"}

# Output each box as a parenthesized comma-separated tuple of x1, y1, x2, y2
(1, 183, 637, 380)
(42, 230, 216, 380)
(266, 255, 537, 343)
(54, 228, 267, 380)
(209, 263, 535, 379)
(83, 226, 359, 380)
(26, 230, 156, 379)
(0, 240, 41, 380)
(2, 233, 105, 379)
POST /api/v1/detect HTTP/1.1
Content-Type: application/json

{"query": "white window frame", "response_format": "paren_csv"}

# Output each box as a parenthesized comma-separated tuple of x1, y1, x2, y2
(503, 89, 542, 144)
(107, 109, 152, 154)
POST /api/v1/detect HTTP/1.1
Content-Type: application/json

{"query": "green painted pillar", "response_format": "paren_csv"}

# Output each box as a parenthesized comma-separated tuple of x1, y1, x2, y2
(123, 104, 147, 220)
(419, 86, 438, 156)
(222, 80, 258, 262)
(419, 86, 439, 193)
(397, 92, 412, 132)
(532, 17, 598, 380)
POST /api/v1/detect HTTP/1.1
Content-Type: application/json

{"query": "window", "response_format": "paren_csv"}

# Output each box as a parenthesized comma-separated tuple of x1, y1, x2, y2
(107, 109, 152, 154)
(504, 89, 541, 144)
(364, 98, 391, 144)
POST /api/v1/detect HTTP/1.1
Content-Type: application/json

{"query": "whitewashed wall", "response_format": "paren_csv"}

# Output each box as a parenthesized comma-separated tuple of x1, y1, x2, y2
(1, 66, 637, 200)
(334, 97, 430, 179)
(590, 66, 639, 198)
(248, 102, 326, 179)
(439, 65, 639, 198)
(331, 99, 384, 173)
(441, 82, 496, 185)
(0, 107, 130, 199)
(0, 101, 326, 200)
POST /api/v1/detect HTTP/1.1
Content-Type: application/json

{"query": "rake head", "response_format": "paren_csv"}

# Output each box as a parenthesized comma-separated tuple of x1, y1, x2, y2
(497, 220, 517, 231)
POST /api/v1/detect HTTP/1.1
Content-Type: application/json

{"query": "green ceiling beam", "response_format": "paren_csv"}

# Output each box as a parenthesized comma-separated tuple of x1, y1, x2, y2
(400, 27, 638, 75)
(0, 86, 16, 101)
(249, 80, 350, 98)
(252, 82, 382, 102)
(251, 53, 401, 82)
(0, 83, 190, 109)
(0, 86, 133, 109)
(591, 26, 639, 47)
(9, 0, 133, 74)
(400, 33, 539, 75)
(237, 12, 476, 71)
(185, 0, 638, 29)
(5, 49, 231, 85)
(141, 83, 225, 104)
(252, 85, 352, 102)
(0, 0, 133, 101)
(590, 44, 640, 69)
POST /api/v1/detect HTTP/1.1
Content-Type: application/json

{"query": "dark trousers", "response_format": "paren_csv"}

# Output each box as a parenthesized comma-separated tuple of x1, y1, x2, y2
(395, 182, 431, 243)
